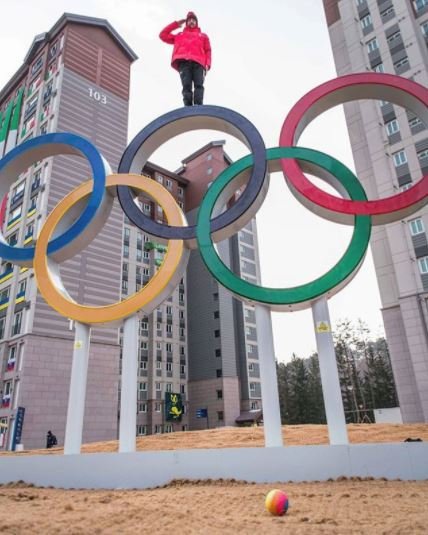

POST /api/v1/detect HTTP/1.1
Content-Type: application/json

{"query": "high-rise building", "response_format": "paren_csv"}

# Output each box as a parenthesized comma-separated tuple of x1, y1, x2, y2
(323, 0, 428, 422)
(0, 13, 137, 449)
(0, 14, 269, 451)
(177, 141, 263, 429)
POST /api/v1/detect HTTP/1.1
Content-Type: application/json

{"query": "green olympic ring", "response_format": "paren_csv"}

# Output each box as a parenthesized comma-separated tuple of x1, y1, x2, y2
(196, 147, 372, 311)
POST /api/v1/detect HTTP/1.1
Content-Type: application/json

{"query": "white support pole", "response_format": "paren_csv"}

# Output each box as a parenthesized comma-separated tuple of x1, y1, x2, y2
(64, 322, 91, 455)
(311, 297, 349, 445)
(119, 314, 139, 453)
(255, 305, 283, 447)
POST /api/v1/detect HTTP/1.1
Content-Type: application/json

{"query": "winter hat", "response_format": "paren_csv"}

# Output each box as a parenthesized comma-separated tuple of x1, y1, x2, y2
(186, 11, 198, 24)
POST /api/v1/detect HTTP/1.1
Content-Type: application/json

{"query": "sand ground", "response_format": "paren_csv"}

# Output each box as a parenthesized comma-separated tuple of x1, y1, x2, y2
(0, 424, 427, 534)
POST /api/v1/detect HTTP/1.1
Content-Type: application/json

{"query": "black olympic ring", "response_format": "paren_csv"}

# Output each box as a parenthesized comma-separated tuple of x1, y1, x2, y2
(117, 105, 268, 246)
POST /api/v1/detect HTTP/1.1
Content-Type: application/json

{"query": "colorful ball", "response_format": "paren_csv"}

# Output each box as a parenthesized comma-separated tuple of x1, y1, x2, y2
(265, 489, 289, 516)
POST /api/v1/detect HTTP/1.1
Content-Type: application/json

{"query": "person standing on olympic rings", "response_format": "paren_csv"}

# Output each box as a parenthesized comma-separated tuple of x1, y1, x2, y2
(160, 12, 211, 106)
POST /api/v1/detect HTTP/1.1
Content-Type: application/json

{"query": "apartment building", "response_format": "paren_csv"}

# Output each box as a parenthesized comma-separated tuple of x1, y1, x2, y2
(323, 0, 428, 421)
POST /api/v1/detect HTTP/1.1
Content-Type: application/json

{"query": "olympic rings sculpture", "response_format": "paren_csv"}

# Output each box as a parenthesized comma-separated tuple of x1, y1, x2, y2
(0, 73, 425, 325)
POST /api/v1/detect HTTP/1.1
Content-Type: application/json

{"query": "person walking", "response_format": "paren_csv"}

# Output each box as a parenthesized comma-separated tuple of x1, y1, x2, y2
(160, 12, 211, 106)
(46, 430, 57, 449)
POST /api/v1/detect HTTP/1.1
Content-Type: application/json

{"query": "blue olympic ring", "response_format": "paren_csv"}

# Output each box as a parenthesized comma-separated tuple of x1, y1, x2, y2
(0, 133, 108, 264)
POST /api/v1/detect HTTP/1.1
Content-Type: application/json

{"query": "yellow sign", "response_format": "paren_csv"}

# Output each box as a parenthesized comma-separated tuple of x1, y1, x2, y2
(316, 321, 331, 333)
(74, 341, 83, 349)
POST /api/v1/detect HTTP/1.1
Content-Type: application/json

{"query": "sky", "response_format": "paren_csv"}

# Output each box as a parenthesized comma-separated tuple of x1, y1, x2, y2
(1, 0, 386, 361)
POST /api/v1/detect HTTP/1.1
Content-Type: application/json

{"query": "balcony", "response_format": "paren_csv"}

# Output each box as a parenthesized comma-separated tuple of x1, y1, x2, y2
(144, 241, 167, 253)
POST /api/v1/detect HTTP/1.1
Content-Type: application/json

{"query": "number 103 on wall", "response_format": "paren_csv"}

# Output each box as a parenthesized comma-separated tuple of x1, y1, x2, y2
(88, 87, 107, 104)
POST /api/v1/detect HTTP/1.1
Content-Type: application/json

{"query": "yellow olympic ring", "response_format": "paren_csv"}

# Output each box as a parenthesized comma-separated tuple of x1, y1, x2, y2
(33, 174, 189, 325)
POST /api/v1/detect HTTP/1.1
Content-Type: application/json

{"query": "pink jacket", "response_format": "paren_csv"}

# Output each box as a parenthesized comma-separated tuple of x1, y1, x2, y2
(160, 21, 212, 71)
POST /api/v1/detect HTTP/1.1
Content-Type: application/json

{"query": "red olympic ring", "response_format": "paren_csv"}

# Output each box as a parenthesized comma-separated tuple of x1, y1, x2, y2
(280, 73, 428, 225)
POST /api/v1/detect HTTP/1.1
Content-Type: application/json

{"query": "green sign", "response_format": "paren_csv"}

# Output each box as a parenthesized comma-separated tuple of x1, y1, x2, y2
(165, 392, 183, 422)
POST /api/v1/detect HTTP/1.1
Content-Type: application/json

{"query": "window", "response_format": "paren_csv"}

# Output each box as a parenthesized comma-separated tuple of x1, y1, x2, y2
(155, 402, 161, 412)
(360, 14, 372, 29)
(48, 42, 58, 61)
(156, 174, 163, 184)
(156, 360, 162, 370)
(7, 233, 18, 246)
(0, 287, 10, 303)
(415, 0, 428, 13)
(381, 6, 395, 18)
(12, 311, 22, 335)
(166, 324, 172, 334)
(418, 256, 428, 274)
(140, 361, 147, 370)
(409, 219, 425, 236)
(214, 311, 219, 319)
(251, 401, 258, 410)
(166, 179, 172, 190)
(122, 279, 128, 292)
(214, 329, 220, 338)
(166, 383, 172, 393)
(248, 363, 254, 372)
(207, 153, 212, 161)
(207, 167, 213, 175)
(394, 57, 409, 70)
(387, 31, 401, 44)
(417, 149, 428, 162)
(165, 424, 173, 433)
(213, 292, 218, 301)
(0, 318, 5, 339)
(178, 187, 183, 196)
(217, 389, 223, 400)
(386, 119, 399, 136)
(9, 205, 22, 222)
(179, 327, 185, 337)
(12, 181, 25, 198)
(137, 425, 147, 436)
(422, 21, 428, 37)
(166, 362, 172, 372)
(367, 38, 379, 53)
(155, 382, 161, 391)
(180, 364, 185, 374)
(373, 63, 385, 73)
(8, 346, 17, 366)
(18, 279, 26, 296)
(123, 244, 129, 258)
(393, 150, 407, 167)
(216, 369, 222, 378)
(180, 384, 185, 394)
(400, 183, 412, 192)
(143, 203, 151, 213)
(31, 56, 43, 75)
(141, 322, 148, 331)
(215, 349, 221, 357)
(250, 382, 257, 392)
(154, 425, 162, 434)
(143, 251, 149, 260)
(138, 403, 147, 413)
(139, 382, 147, 391)
(217, 411, 224, 421)
(166, 343, 172, 352)
(409, 117, 423, 129)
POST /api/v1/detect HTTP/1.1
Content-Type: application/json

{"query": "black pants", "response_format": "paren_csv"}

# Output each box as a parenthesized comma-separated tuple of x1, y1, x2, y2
(178, 60, 205, 106)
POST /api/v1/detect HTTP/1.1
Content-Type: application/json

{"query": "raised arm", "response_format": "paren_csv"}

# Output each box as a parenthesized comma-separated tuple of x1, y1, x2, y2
(159, 20, 183, 44)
